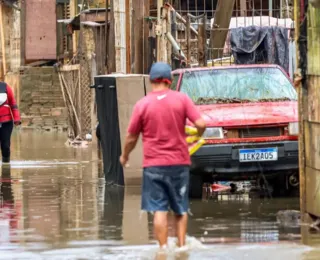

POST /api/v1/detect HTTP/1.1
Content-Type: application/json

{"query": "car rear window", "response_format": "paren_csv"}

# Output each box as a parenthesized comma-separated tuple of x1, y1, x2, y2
(179, 67, 297, 105)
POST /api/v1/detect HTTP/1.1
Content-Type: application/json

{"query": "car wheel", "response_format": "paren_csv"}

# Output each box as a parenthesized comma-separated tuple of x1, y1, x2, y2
(189, 174, 203, 199)
(270, 175, 299, 197)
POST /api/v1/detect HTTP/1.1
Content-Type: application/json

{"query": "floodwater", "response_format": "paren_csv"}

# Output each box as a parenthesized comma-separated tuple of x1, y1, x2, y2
(0, 130, 320, 259)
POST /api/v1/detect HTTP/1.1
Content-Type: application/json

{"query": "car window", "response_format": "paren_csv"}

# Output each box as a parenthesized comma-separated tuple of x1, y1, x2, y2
(170, 74, 180, 91)
(180, 67, 297, 105)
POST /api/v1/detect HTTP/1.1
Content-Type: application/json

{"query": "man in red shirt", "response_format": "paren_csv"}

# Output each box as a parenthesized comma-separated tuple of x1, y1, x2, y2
(0, 82, 21, 164)
(119, 62, 206, 248)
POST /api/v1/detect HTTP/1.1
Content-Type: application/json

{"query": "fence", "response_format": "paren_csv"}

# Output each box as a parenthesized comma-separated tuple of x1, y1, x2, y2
(57, 21, 107, 140)
(147, 0, 294, 71)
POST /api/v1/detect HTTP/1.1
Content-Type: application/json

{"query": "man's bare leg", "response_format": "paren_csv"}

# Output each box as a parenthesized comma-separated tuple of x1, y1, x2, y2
(175, 214, 188, 247)
(154, 211, 168, 247)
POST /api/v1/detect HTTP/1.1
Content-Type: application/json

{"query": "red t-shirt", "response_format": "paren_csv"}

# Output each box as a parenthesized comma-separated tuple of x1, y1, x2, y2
(127, 89, 202, 167)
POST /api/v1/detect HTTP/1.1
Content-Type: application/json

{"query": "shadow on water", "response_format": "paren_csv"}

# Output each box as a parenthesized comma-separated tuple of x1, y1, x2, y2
(100, 186, 125, 241)
(0, 131, 319, 259)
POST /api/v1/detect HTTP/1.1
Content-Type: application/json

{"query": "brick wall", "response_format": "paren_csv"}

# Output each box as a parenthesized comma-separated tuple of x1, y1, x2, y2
(20, 67, 68, 131)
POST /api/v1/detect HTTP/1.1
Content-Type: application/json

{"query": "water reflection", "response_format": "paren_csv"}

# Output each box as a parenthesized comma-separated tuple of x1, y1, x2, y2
(0, 166, 17, 244)
(100, 186, 124, 241)
(0, 131, 319, 259)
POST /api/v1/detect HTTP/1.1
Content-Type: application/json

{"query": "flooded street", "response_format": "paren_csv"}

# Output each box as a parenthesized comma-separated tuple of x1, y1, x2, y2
(0, 130, 319, 259)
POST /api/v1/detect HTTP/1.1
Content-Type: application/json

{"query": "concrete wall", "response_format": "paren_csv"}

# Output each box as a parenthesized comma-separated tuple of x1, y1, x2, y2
(19, 67, 68, 131)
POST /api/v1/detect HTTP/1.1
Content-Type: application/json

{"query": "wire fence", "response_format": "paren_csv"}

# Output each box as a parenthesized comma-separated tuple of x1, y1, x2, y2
(148, 0, 294, 69)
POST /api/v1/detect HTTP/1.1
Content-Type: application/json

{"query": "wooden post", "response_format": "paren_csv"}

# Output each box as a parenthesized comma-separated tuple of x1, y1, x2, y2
(166, 8, 172, 65)
(304, 4, 320, 220)
(0, 3, 7, 76)
(210, 0, 235, 60)
(143, 0, 150, 73)
(113, 0, 127, 72)
(20, 0, 26, 66)
(156, 0, 169, 62)
(186, 16, 191, 67)
(240, 0, 247, 16)
(126, 0, 131, 73)
(198, 16, 207, 67)
(132, 0, 147, 73)
(294, 0, 307, 222)
(105, 0, 109, 72)
(107, 0, 116, 73)
(296, 0, 320, 232)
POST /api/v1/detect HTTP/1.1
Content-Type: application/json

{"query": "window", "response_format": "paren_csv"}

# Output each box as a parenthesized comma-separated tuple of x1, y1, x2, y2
(180, 67, 297, 105)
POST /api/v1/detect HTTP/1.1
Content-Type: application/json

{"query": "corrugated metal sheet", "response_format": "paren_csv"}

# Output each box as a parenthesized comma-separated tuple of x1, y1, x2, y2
(25, 0, 57, 60)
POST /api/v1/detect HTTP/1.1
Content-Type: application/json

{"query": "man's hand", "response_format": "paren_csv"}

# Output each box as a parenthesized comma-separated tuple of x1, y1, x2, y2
(119, 154, 129, 167)
(14, 121, 21, 126)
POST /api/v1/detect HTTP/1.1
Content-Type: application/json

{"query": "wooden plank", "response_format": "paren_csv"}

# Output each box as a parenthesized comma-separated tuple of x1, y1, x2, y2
(308, 5, 320, 76)
(307, 75, 320, 122)
(125, 0, 131, 73)
(186, 16, 191, 66)
(0, 3, 7, 76)
(198, 16, 206, 67)
(304, 121, 320, 171)
(132, 0, 144, 73)
(113, 0, 126, 72)
(70, 0, 78, 56)
(59, 64, 80, 71)
(143, 0, 150, 73)
(156, 0, 164, 62)
(240, 0, 247, 16)
(299, 88, 307, 219)
(210, 0, 235, 59)
(85, 12, 109, 23)
(107, 0, 116, 73)
(306, 166, 320, 217)
(166, 8, 172, 65)
(20, 0, 26, 66)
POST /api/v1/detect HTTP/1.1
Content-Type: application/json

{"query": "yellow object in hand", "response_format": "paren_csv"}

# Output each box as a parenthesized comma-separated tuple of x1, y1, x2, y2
(188, 138, 206, 156)
(185, 126, 198, 136)
(185, 125, 205, 155)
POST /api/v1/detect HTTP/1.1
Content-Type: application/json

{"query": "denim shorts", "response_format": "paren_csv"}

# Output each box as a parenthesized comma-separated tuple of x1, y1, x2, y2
(141, 166, 190, 215)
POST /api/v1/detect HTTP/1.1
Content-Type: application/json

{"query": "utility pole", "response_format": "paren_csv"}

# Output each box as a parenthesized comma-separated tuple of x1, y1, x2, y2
(295, 0, 320, 235)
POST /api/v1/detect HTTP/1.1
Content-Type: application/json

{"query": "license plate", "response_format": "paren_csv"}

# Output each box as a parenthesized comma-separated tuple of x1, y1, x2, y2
(239, 148, 278, 162)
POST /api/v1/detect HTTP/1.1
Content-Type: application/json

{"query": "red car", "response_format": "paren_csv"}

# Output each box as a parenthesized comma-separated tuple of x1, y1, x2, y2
(171, 64, 299, 198)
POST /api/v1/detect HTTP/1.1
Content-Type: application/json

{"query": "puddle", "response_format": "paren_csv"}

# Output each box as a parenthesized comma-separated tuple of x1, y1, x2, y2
(0, 131, 319, 259)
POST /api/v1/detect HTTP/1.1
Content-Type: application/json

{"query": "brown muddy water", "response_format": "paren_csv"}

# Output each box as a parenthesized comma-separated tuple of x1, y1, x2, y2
(0, 130, 319, 259)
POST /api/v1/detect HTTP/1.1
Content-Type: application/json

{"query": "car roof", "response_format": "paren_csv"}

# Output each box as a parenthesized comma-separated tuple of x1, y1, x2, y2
(172, 64, 285, 74)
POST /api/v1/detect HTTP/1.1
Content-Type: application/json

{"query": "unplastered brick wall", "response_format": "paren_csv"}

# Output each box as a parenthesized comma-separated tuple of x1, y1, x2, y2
(20, 67, 68, 131)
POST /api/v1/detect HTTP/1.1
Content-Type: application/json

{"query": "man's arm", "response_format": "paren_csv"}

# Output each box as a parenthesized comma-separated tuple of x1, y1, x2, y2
(193, 118, 206, 136)
(122, 133, 139, 159)
(184, 95, 206, 136)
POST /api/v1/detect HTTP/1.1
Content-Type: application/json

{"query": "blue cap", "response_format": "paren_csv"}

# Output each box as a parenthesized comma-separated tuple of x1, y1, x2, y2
(149, 62, 172, 82)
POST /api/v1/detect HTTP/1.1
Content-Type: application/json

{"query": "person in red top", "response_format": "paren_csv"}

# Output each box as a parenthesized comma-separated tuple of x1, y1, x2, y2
(119, 62, 206, 248)
(0, 82, 21, 163)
